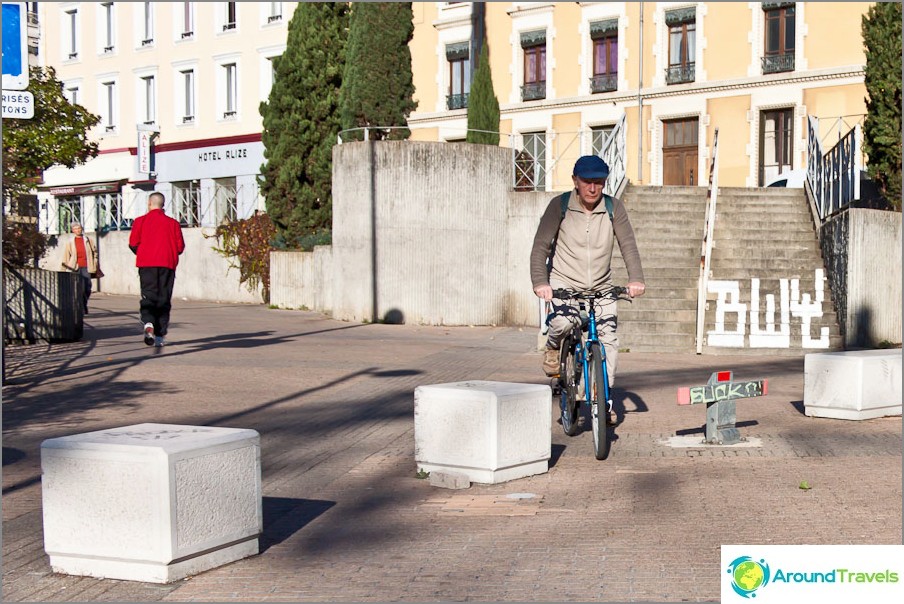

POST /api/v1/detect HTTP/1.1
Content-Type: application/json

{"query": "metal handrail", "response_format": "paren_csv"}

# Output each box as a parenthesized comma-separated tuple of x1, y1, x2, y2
(696, 127, 720, 353)
(806, 116, 861, 221)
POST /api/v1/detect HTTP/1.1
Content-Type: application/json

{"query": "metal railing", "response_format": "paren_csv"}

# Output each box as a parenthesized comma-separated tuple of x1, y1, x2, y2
(695, 127, 720, 353)
(761, 53, 795, 74)
(521, 82, 546, 102)
(806, 115, 861, 221)
(41, 183, 261, 235)
(446, 93, 468, 110)
(665, 63, 695, 84)
(590, 73, 617, 93)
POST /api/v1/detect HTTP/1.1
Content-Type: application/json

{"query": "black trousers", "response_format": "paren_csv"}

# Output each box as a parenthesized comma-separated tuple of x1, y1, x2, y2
(77, 267, 92, 313)
(138, 267, 176, 336)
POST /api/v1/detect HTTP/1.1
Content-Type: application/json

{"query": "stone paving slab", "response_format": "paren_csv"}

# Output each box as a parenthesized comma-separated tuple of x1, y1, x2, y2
(2, 293, 901, 602)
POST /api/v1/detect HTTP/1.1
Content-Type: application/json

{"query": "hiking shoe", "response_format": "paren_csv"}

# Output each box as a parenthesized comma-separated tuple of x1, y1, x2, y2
(143, 323, 155, 346)
(542, 347, 560, 377)
(154, 336, 167, 348)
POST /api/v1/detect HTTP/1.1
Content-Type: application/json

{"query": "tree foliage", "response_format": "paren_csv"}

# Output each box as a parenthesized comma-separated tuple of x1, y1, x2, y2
(209, 212, 278, 304)
(862, 2, 902, 210)
(339, 2, 417, 141)
(259, 2, 348, 243)
(2, 66, 100, 267)
(466, 45, 500, 145)
(2, 66, 100, 201)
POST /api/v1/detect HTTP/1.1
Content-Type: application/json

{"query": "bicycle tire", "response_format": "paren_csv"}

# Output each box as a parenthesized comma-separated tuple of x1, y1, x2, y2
(589, 342, 611, 460)
(559, 336, 580, 436)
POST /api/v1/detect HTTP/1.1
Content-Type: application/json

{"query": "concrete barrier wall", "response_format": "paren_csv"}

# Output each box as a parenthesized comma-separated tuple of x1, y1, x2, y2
(846, 209, 902, 346)
(330, 141, 518, 325)
(269, 247, 333, 311)
(821, 208, 902, 347)
(40, 229, 261, 304)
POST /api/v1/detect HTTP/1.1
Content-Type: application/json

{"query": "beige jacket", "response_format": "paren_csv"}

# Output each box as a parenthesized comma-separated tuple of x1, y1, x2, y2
(62, 235, 99, 275)
(530, 191, 644, 291)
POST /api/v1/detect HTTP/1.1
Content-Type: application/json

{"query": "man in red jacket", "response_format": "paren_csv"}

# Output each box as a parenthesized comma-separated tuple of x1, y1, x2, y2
(129, 192, 186, 347)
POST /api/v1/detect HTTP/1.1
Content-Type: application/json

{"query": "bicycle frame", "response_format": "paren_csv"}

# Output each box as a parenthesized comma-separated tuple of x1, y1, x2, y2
(570, 299, 609, 408)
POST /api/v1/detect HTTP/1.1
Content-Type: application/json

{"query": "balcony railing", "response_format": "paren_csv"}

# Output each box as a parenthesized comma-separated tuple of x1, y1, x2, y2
(665, 63, 695, 85)
(590, 73, 617, 93)
(446, 93, 468, 111)
(761, 53, 795, 74)
(521, 82, 546, 102)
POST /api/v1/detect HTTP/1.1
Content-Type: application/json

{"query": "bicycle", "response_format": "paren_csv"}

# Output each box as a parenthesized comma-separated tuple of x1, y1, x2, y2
(547, 286, 632, 460)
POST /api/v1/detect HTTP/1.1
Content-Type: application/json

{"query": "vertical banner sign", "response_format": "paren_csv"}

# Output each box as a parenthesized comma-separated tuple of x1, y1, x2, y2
(2, 2, 29, 90)
(138, 130, 153, 174)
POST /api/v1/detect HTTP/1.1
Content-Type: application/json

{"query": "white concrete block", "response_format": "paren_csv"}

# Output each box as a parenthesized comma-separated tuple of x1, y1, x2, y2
(804, 350, 903, 420)
(41, 423, 262, 583)
(414, 380, 551, 484)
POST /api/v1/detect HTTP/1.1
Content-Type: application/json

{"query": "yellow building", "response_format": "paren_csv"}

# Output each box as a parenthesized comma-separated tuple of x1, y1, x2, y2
(408, 1, 870, 191)
(33, 1, 296, 234)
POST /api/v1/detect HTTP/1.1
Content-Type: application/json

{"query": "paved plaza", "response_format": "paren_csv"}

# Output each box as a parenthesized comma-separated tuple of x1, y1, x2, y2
(2, 293, 901, 602)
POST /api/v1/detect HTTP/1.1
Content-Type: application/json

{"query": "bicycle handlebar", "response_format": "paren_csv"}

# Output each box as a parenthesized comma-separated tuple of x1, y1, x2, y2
(551, 286, 632, 301)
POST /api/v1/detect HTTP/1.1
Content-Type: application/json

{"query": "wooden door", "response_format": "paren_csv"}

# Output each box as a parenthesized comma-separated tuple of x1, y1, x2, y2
(663, 118, 699, 186)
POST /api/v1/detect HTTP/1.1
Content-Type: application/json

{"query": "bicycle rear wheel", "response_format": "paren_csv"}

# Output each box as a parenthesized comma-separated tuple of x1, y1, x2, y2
(559, 336, 580, 436)
(589, 343, 611, 460)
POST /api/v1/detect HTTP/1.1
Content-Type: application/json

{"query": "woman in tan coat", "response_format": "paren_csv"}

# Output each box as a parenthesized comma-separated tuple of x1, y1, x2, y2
(61, 221, 99, 314)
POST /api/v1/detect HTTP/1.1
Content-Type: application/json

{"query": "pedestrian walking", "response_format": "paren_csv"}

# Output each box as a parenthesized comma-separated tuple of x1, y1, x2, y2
(61, 221, 101, 315)
(128, 192, 185, 347)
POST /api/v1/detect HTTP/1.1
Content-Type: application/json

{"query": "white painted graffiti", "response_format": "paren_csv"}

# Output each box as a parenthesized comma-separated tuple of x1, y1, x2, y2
(707, 269, 830, 349)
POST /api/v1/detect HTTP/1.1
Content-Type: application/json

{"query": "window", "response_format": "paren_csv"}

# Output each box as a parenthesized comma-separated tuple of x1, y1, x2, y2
(591, 125, 615, 156)
(214, 177, 237, 224)
(590, 20, 618, 93)
(101, 81, 116, 131)
(223, 63, 238, 118)
(181, 69, 195, 122)
(141, 2, 154, 45)
(181, 1, 193, 38)
(268, 2, 282, 23)
(96, 193, 125, 231)
(759, 109, 793, 185)
(141, 75, 155, 124)
(446, 42, 470, 110)
(64, 85, 79, 107)
(520, 30, 546, 102)
(101, 2, 114, 53)
(58, 198, 82, 233)
(515, 132, 547, 191)
(66, 9, 78, 59)
(665, 8, 695, 84)
(223, 2, 237, 30)
(762, 3, 795, 74)
(172, 181, 201, 226)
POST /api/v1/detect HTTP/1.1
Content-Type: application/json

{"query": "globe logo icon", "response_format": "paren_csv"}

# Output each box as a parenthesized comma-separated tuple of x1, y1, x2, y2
(727, 556, 771, 598)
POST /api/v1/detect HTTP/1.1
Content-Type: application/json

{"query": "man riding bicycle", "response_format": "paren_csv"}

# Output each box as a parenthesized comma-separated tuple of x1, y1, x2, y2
(529, 155, 646, 397)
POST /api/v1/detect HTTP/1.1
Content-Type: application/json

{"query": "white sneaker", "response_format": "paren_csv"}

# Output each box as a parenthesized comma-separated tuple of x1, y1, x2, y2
(143, 323, 155, 346)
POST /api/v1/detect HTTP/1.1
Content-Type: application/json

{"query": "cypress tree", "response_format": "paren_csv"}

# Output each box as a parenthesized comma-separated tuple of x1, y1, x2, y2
(259, 2, 348, 243)
(339, 2, 417, 141)
(466, 45, 500, 145)
(862, 2, 902, 210)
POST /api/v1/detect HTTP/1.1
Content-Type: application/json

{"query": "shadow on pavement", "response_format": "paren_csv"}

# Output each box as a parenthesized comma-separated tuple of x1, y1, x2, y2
(261, 496, 336, 554)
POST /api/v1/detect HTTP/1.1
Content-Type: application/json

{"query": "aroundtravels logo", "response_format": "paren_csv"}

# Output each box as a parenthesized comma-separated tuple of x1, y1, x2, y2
(726, 556, 771, 598)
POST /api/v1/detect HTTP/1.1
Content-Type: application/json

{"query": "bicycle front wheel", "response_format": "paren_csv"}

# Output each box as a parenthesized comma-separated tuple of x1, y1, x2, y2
(589, 343, 611, 460)
(559, 335, 580, 436)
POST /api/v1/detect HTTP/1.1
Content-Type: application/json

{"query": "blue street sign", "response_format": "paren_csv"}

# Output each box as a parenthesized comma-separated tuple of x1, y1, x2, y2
(2, 2, 30, 91)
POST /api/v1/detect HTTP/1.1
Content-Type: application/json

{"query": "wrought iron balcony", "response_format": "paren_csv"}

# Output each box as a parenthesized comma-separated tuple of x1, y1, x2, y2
(590, 73, 617, 93)
(665, 63, 695, 85)
(446, 93, 469, 111)
(761, 53, 795, 74)
(520, 82, 546, 102)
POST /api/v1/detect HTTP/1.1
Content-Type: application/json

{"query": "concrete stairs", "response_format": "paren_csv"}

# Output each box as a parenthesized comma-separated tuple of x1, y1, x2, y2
(610, 185, 843, 355)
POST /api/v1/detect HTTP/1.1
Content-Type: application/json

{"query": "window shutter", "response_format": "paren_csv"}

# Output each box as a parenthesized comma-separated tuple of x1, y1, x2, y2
(445, 42, 469, 61)
(665, 7, 696, 26)
(520, 29, 546, 48)
(590, 19, 618, 40)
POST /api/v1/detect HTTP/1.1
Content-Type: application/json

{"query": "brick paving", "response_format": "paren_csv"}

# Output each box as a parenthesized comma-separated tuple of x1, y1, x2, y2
(2, 293, 901, 602)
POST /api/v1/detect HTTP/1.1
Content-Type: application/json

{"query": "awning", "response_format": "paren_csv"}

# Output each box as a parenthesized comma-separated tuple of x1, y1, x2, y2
(42, 181, 125, 196)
